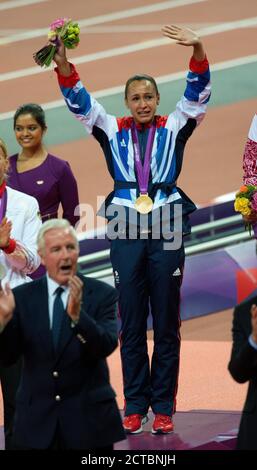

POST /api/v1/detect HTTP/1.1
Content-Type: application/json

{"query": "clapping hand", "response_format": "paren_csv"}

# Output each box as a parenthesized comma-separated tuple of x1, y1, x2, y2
(67, 275, 83, 322)
(0, 217, 11, 249)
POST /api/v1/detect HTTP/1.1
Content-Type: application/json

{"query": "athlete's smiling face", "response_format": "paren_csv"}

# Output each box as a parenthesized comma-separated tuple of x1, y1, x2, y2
(125, 80, 160, 125)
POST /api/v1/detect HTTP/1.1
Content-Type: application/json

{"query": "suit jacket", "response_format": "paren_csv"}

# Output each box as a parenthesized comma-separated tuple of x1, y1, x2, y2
(228, 295, 257, 450)
(0, 274, 125, 449)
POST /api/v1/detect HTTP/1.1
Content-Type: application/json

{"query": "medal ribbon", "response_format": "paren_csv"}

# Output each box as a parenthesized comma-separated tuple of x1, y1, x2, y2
(131, 122, 156, 194)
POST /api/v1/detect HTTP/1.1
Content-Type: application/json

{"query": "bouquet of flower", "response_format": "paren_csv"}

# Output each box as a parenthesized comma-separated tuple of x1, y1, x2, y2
(234, 184, 257, 235)
(33, 18, 80, 67)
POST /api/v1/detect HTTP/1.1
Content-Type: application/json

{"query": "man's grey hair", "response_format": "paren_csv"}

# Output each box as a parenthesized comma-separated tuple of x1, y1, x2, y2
(37, 219, 79, 252)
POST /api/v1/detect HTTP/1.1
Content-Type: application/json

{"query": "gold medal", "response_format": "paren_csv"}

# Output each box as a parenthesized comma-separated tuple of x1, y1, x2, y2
(134, 193, 153, 214)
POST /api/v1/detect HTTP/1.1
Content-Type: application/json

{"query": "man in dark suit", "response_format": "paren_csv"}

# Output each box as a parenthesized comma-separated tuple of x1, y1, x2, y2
(228, 294, 257, 450)
(0, 219, 125, 450)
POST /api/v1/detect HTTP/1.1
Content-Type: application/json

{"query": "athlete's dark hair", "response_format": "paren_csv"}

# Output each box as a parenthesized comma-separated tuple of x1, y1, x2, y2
(125, 74, 159, 99)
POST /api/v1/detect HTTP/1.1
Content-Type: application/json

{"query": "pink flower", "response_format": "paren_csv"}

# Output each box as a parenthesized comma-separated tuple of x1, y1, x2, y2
(50, 18, 68, 31)
(251, 191, 257, 212)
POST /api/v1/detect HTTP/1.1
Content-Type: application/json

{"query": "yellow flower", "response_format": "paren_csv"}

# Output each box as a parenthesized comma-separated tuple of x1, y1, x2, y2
(234, 197, 252, 215)
(241, 207, 252, 216)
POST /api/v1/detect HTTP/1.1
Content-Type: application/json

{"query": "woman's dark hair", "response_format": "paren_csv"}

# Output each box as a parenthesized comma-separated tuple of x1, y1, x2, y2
(13, 103, 47, 129)
(124, 74, 159, 99)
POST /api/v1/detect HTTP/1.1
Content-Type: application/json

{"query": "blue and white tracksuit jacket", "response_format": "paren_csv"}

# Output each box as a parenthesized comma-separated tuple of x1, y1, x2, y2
(56, 56, 211, 233)
(56, 57, 211, 416)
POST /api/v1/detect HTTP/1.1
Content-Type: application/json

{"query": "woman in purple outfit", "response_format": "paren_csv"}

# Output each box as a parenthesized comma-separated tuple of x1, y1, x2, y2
(8, 103, 80, 278)
(8, 103, 80, 227)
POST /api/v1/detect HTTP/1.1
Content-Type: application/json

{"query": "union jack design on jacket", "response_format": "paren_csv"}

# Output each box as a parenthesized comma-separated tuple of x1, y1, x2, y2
(56, 57, 211, 230)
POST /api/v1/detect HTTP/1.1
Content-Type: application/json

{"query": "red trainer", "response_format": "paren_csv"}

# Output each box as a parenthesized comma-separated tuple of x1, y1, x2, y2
(152, 414, 174, 434)
(123, 414, 148, 434)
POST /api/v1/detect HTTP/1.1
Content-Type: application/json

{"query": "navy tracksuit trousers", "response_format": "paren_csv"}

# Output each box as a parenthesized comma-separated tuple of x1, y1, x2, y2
(110, 238, 184, 416)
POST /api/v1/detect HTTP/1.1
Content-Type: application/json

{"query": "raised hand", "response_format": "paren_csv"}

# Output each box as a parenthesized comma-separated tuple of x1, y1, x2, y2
(53, 39, 67, 66)
(53, 39, 71, 76)
(162, 24, 205, 61)
(162, 24, 200, 46)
